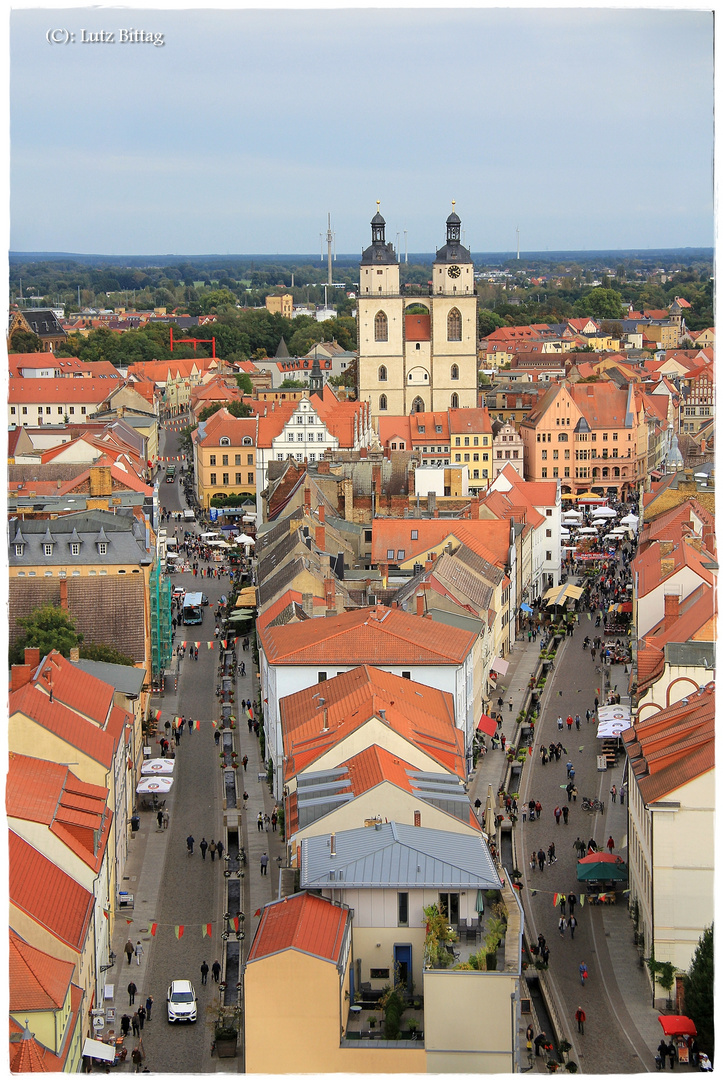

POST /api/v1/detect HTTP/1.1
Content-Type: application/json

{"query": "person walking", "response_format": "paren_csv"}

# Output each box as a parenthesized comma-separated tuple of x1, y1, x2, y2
(260, 852, 269, 875)
(120, 1013, 131, 1037)
(554, 806, 562, 826)
(575, 714, 581, 730)
(568, 892, 577, 916)
(557, 715, 564, 731)
(125, 938, 135, 965)
(271, 810, 277, 831)
(163, 809, 169, 829)
(534, 1032, 548, 1057)
(212, 960, 221, 982)
(558, 916, 567, 937)
(537, 849, 546, 872)
(569, 915, 578, 940)
(575, 1006, 586, 1034)
(137, 1004, 146, 1030)
(559, 894, 567, 916)
(132, 1012, 140, 1037)
(208, 839, 216, 861)
(217, 840, 224, 862)
(200, 838, 208, 860)
(562, 804, 569, 825)
(131, 1046, 143, 1073)
(257, 811, 264, 832)
(242, 754, 248, 772)
(610, 784, 617, 804)
(200, 961, 209, 985)
(667, 1041, 676, 1069)
(135, 941, 144, 966)
(606, 835, 615, 853)
(128, 980, 137, 1005)
(145, 996, 153, 1022)
(547, 842, 556, 865)
(579, 962, 588, 986)
(157, 808, 164, 830)
(186, 834, 194, 854)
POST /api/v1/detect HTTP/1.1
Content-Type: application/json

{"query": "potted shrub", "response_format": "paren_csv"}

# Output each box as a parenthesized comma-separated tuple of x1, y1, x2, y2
(565, 1062, 578, 1073)
(407, 1017, 419, 1037)
(214, 1021, 238, 1058)
(558, 1038, 572, 1062)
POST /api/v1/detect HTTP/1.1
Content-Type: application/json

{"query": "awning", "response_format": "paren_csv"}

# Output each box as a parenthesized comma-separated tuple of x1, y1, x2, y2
(544, 582, 584, 607)
(520, 602, 533, 614)
(477, 714, 497, 737)
(650, 470, 663, 480)
(658, 1016, 697, 1038)
(491, 657, 509, 676)
(577, 855, 628, 881)
(83, 1039, 116, 1062)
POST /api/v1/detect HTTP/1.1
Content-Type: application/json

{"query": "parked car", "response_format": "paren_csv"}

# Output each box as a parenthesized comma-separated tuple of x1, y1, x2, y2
(167, 980, 197, 1023)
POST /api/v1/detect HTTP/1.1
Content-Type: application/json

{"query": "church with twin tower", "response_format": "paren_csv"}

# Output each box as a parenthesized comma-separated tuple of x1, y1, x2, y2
(357, 203, 478, 421)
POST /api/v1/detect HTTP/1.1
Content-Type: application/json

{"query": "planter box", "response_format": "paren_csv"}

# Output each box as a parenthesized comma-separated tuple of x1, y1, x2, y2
(215, 1037, 237, 1058)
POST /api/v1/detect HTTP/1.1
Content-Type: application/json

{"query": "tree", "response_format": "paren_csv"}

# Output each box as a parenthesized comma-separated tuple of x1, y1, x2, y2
(11, 606, 82, 665)
(279, 378, 308, 389)
(573, 287, 624, 320)
(79, 642, 136, 666)
(8, 328, 43, 353)
(683, 927, 713, 1058)
(478, 309, 508, 338)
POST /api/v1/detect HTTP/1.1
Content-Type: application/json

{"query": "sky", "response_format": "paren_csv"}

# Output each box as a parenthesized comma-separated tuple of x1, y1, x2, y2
(8, 3, 716, 257)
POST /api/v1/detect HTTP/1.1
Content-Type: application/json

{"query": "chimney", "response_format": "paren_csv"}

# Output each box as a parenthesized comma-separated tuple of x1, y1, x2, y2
(318, 504, 325, 524)
(10, 665, 33, 691)
(330, 833, 336, 857)
(24, 648, 41, 669)
(702, 523, 715, 554)
(416, 592, 425, 618)
(59, 577, 68, 610)
(379, 561, 388, 588)
(471, 494, 481, 520)
(301, 592, 314, 616)
(372, 464, 382, 498)
(414, 810, 421, 827)
(69, 646, 80, 662)
(663, 593, 679, 629)
(315, 525, 325, 550)
(379, 708, 386, 722)
(324, 577, 336, 610)
(304, 486, 311, 512)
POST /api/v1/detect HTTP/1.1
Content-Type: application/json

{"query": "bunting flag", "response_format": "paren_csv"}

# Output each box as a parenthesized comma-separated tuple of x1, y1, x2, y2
(232, 917, 239, 932)
(194, 642, 201, 650)
(175, 926, 185, 940)
(222, 639, 228, 648)
(103, 909, 110, 920)
(202, 923, 212, 938)
(195, 721, 201, 730)
(211, 720, 216, 728)
(579, 896, 584, 907)
(126, 919, 133, 925)
(587, 612, 592, 621)
(155, 709, 162, 720)
(150, 923, 158, 936)
(207, 641, 214, 650)
(553, 893, 559, 907)
(254, 909, 261, 917)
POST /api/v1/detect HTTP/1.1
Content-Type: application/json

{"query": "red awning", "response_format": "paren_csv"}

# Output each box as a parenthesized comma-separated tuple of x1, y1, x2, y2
(620, 601, 633, 613)
(477, 714, 497, 737)
(658, 1016, 697, 1037)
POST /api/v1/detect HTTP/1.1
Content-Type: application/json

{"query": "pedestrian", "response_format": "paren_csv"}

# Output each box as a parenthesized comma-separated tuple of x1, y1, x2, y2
(667, 1041, 676, 1069)
(547, 842, 556, 864)
(569, 765, 575, 782)
(562, 805, 569, 825)
(257, 811, 264, 832)
(212, 960, 221, 982)
(620, 783, 626, 807)
(138, 1004, 146, 1030)
(240, 662, 246, 677)
(610, 785, 617, 804)
(128, 980, 137, 1005)
(209, 840, 216, 861)
(534, 1032, 548, 1057)
(131, 1046, 143, 1073)
(145, 996, 153, 1021)
(200, 837, 208, 860)
(657, 1040, 669, 1070)
(566, 760, 573, 778)
(537, 848, 546, 872)
(120, 1013, 131, 1037)
(271, 811, 277, 831)
(132, 1012, 140, 1037)
(558, 916, 567, 936)
(216, 840, 224, 861)
(528, 799, 536, 821)
(568, 891, 577, 915)
(125, 938, 135, 965)
(186, 834, 194, 854)
(585, 709, 591, 724)
(579, 962, 588, 986)
(157, 808, 164, 830)
(135, 940, 144, 966)
(575, 1006, 586, 1034)
(557, 715, 564, 731)
(566, 715, 573, 732)
(535, 800, 542, 818)
(163, 810, 169, 829)
(554, 806, 561, 825)
(260, 852, 269, 875)
(530, 851, 537, 872)
(559, 893, 567, 916)
(606, 835, 615, 853)
(568, 915, 577, 939)
(264, 814, 271, 832)
(243, 791, 249, 805)
(575, 714, 581, 730)
(566, 781, 574, 803)
(201, 961, 209, 985)
(242, 754, 248, 771)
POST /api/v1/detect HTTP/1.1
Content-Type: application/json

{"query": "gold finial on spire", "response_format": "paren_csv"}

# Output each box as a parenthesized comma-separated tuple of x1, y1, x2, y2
(377, 200, 380, 211)
(452, 199, 456, 209)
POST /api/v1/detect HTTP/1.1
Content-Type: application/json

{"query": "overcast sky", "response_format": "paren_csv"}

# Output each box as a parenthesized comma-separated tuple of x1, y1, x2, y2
(9, 4, 715, 256)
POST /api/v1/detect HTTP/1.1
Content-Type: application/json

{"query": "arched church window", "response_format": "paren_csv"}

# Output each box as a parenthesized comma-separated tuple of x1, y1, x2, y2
(374, 311, 388, 342)
(378, 365, 387, 382)
(447, 308, 462, 342)
(451, 364, 459, 381)
(451, 393, 459, 409)
(411, 397, 424, 414)
(379, 394, 388, 411)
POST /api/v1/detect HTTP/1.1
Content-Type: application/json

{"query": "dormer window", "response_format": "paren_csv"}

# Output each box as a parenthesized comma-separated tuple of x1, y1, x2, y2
(43, 543, 53, 556)
(70, 543, 80, 556)
(219, 437, 231, 446)
(98, 542, 108, 555)
(242, 437, 253, 446)
(14, 544, 24, 557)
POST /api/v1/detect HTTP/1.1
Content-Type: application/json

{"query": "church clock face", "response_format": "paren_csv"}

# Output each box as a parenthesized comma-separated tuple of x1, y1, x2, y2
(448, 265, 461, 278)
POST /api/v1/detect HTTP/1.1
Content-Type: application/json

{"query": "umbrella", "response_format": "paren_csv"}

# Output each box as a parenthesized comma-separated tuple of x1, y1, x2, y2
(577, 854, 628, 881)
(620, 514, 638, 526)
(598, 705, 631, 721)
(477, 714, 497, 737)
(141, 759, 175, 775)
(658, 1016, 697, 1038)
(562, 510, 583, 521)
(200, 532, 220, 539)
(83, 1039, 117, 1063)
(597, 719, 631, 738)
(236, 533, 255, 546)
(592, 506, 616, 518)
(136, 776, 173, 794)
(166, 552, 180, 559)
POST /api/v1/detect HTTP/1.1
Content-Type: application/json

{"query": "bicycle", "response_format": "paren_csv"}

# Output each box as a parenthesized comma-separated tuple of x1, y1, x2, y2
(581, 797, 604, 813)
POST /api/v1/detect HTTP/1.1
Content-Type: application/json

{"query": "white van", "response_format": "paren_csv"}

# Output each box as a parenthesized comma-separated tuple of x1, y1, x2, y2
(183, 509, 195, 522)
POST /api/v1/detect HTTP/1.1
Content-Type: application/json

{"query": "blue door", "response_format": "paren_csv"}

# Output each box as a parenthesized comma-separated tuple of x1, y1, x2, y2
(394, 944, 412, 992)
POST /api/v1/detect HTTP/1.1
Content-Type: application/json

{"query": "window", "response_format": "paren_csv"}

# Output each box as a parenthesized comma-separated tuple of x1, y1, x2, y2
(464, 453, 470, 462)
(222, 454, 229, 466)
(546, 550, 552, 561)
(603, 432, 608, 441)
(402, 671, 411, 680)
(10, 407, 15, 415)
(398, 892, 409, 926)
(546, 529, 552, 538)
(22, 407, 27, 415)
(210, 473, 217, 484)
(210, 455, 217, 466)
(451, 393, 459, 409)
(541, 450, 547, 460)
(387, 549, 395, 560)
(235, 472, 242, 484)
(222, 473, 229, 485)
(411, 530, 418, 540)
(378, 365, 387, 382)
(43, 543, 53, 556)
(46, 407, 51, 414)
(612, 431, 618, 441)
(379, 394, 388, 411)
(447, 308, 462, 341)
(438, 893, 460, 923)
(397, 549, 405, 560)
(317, 672, 327, 682)
(14, 544, 23, 556)
(70, 543, 80, 555)
(542, 468, 548, 478)
(558, 433, 568, 442)
(220, 437, 230, 446)
(370, 968, 390, 980)
(553, 450, 559, 460)
(451, 363, 459, 381)
(374, 311, 388, 342)
(98, 542, 107, 555)
(296, 415, 303, 424)
(455, 453, 462, 462)
(235, 454, 241, 465)
(247, 472, 254, 484)
(242, 436, 253, 446)
(81, 407, 86, 415)
(247, 454, 254, 465)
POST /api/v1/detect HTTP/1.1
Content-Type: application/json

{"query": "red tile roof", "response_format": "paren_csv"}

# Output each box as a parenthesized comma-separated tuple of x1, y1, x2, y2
(9, 832, 94, 951)
(35, 652, 114, 726)
(9, 680, 126, 770)
(281, 665, 464, 781)
(6, 755, 111, 871)
(247, 891, 349, 963)
(10, 929, 75, 1011)
(633, 538, 716, 599)
(623, 684, 714, 802)
(8, 380, 114, 405)
(371, 519, 511, 569)
(261, 605, 477, 666)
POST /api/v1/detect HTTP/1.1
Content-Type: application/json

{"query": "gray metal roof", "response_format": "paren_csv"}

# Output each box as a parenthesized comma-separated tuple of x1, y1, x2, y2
(71, 658, 145, 697)
(8, 509, 152, 566)
(664, 641, 715, 670)
(301, 821, 500, 889)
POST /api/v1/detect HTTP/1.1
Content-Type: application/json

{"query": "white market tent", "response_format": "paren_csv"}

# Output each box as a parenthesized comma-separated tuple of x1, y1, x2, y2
(562, 510, 583, 522)
(236, 533, 256, 546)
(592, 506, 617, 519)
(141, 759, 175, 775)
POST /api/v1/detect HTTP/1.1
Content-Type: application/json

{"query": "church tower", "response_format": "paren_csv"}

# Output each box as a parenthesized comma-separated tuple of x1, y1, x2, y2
(358, 203, 478, 422)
